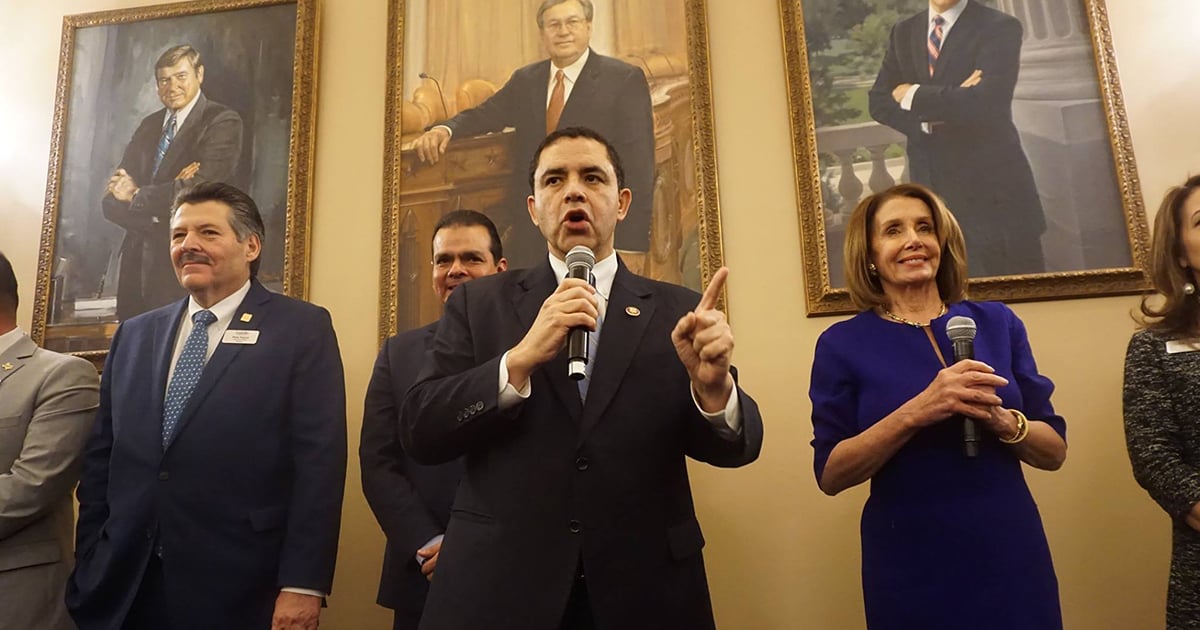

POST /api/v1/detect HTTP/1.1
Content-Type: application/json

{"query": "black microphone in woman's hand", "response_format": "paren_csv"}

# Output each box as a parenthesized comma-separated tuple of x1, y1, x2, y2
(946, 316, 979, 458)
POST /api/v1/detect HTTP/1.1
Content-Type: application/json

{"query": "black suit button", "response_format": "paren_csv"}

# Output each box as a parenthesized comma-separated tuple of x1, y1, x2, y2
(575, 456, 589, 471)
(158, 471, 169, 480)
(474, 401, 484, 411)
(568, 520, 582, 534)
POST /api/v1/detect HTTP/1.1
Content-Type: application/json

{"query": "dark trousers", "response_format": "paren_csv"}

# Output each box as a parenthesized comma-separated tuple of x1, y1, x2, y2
(124, 555, 169, 630)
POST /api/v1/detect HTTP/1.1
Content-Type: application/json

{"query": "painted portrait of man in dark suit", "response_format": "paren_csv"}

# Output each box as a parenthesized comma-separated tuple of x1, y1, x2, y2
(412, 0, 655, 269)
(103, 45, 244, 320)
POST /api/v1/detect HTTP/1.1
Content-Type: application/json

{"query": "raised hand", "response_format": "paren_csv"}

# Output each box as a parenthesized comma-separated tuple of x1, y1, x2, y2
(506, 278, 598, 389)
(671, 267, 735, 412)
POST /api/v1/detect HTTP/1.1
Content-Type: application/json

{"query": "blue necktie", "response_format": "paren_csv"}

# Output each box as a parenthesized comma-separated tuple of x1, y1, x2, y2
(153, 113, 177, 178)
(162, 309, 216, 449)
(577, 282, 603, 402)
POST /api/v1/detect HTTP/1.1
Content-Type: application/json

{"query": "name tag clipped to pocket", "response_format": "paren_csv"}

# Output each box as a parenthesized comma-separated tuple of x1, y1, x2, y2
(1165, 339, 1200, 354)
(222, 329, 260, 345)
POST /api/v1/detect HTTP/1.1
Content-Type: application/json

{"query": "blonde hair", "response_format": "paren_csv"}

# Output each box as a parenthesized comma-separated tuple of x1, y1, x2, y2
(843, 183, 969, 311)
(1139, 175, 1200, 335)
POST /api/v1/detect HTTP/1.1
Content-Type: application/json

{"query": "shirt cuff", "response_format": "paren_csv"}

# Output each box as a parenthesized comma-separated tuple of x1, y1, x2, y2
(899, 84, 919, 111)
(433, 124, 452, 138)
(281, 587, 326, 598)
(416, 533, 445, 565)
(690, 384, 742, 438)
(498, 350, 531, 410)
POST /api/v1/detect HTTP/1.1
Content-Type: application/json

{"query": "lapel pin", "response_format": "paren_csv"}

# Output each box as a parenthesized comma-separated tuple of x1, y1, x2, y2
(1, 363, 12, 371)
(240, 313, 253, 323)
(625, 306, 641, 317)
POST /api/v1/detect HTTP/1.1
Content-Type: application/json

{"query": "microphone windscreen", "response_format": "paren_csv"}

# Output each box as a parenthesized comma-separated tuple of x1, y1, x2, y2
(565, 245, 595, 272)
(946, 315, 977, 342)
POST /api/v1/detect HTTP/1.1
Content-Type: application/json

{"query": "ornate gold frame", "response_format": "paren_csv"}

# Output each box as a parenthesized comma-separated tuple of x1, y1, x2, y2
(780, 0, 1150, 315)
(32, 0, 320, 363)
(378, 0, 726, 342)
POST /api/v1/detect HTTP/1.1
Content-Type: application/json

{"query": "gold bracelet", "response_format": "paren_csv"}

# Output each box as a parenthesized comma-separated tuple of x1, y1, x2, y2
(999, 408, 1029, 444)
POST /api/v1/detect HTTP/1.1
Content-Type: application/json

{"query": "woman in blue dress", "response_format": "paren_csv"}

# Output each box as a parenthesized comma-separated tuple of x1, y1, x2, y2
(809, 183, 1066, 629)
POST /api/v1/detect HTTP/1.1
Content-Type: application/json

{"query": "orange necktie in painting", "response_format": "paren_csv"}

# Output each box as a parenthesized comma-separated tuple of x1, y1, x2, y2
(546, 70, 565, 134)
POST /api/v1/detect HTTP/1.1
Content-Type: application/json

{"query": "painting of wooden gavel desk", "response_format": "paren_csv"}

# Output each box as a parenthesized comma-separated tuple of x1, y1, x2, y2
(379, 0, 729, 339)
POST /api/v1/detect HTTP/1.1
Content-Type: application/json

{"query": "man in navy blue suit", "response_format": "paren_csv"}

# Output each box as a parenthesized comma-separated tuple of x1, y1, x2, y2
(413, 0, 655, 268)
(361, 210, 507, 629)
(67, 182, 346, 630)
(401, 127, 763, 629)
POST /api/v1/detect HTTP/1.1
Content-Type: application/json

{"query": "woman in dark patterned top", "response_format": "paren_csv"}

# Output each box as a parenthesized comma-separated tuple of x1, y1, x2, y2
(1124, 174, 1200, 629)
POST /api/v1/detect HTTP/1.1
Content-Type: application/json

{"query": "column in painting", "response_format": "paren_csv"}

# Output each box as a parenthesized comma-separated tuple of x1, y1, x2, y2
(997, 0, 1129, 272)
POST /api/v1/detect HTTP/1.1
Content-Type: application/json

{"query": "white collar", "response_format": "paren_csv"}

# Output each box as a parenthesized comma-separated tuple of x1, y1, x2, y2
(0, 326, 25, 356)
(550, 47, 590, 87)
(186, 279, 252, 325)
(930, 0, 968, 29)
(547, 250, 617, 305)
(166, 89, 203, 130)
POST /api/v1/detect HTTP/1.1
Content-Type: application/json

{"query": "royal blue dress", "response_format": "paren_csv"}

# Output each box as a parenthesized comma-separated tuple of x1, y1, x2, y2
(810, 301, 1064, 629)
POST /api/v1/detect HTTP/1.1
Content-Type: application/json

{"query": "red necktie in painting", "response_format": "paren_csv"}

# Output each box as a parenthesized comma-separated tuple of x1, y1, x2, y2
(928, 15, 945, 77)
(546, 70, 565, 134)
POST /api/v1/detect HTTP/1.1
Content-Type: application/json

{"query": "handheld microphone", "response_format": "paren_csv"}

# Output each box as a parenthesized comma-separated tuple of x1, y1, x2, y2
(419, 72, 450, 121)
(566, 246, 595, 380)
(946, 315, 979, 458)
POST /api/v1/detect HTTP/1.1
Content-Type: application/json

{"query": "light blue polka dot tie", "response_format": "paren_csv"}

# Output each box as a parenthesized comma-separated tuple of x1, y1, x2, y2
(162, 309, 216, 449)
(577, 292, 603, 403)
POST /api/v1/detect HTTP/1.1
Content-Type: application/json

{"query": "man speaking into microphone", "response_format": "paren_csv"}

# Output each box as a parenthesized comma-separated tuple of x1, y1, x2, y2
(400, 126, 763, 630)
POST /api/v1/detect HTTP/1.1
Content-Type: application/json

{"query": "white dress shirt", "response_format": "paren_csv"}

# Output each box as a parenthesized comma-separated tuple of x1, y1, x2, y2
(164, 89, 203, 131)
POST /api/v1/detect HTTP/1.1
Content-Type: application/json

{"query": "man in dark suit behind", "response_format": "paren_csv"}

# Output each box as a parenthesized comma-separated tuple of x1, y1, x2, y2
(361, 210, 508, 629)
(413, 0, 655, 268)
(401, 127, 764, 630)
(67, 182, 346, 630)
(104, 44, 244, 319)
(869, 0, 1046, 277)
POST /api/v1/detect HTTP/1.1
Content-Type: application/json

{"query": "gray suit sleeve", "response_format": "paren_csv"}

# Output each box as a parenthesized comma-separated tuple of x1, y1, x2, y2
(0, 356, 99, 539)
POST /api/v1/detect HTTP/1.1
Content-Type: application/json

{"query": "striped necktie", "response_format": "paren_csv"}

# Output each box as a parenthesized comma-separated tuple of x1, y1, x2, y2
(928, 15, 946, 77)
(153, 112, 178, 178)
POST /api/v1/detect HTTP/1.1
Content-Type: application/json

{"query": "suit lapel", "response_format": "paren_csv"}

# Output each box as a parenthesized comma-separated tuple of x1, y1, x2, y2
(532, 59, 553, 133)
(164, 282, 269, 451)
(559, 50, 597, 127)
(156, 93, 208, 182)
(0, 336, 37, 386)
(578, 261, 654, 442)
(908, 14, 932, 81)
(513, 264, 583, 420)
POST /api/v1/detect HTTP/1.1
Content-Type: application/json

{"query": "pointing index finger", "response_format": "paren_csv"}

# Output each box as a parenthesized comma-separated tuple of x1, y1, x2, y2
(697, 267, 728, 312)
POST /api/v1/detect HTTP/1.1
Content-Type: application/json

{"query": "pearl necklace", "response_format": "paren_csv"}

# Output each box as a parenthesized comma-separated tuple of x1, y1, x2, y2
(882, 303, 947, 328)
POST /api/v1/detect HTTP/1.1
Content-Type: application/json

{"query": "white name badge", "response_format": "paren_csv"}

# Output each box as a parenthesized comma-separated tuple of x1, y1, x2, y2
(1165, 339, 1200, 354)
(222, 330, 260, 345)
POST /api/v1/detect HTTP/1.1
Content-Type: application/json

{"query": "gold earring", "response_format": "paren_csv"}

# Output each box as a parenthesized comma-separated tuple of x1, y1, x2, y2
(868, 263, 878, 276)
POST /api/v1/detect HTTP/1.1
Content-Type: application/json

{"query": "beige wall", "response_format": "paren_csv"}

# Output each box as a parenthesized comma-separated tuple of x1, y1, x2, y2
(1, 1, 1196, 628)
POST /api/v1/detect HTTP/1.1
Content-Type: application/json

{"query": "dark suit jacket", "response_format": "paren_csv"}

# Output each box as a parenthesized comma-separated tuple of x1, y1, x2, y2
(66, 280, 347, 630)
(103, 93, 244, 319)
(400, 261, 764, 630)
(442, 50, 655, 257)
(868, 3, 1045, 265)
(361, 321, 464, 626)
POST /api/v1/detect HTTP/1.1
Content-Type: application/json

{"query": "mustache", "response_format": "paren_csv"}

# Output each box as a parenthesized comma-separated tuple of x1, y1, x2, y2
(178, 252, 211, 265)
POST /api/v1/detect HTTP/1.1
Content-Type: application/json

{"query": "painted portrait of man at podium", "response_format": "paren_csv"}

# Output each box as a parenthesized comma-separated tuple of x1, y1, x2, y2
(392, 0, 705, 332)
